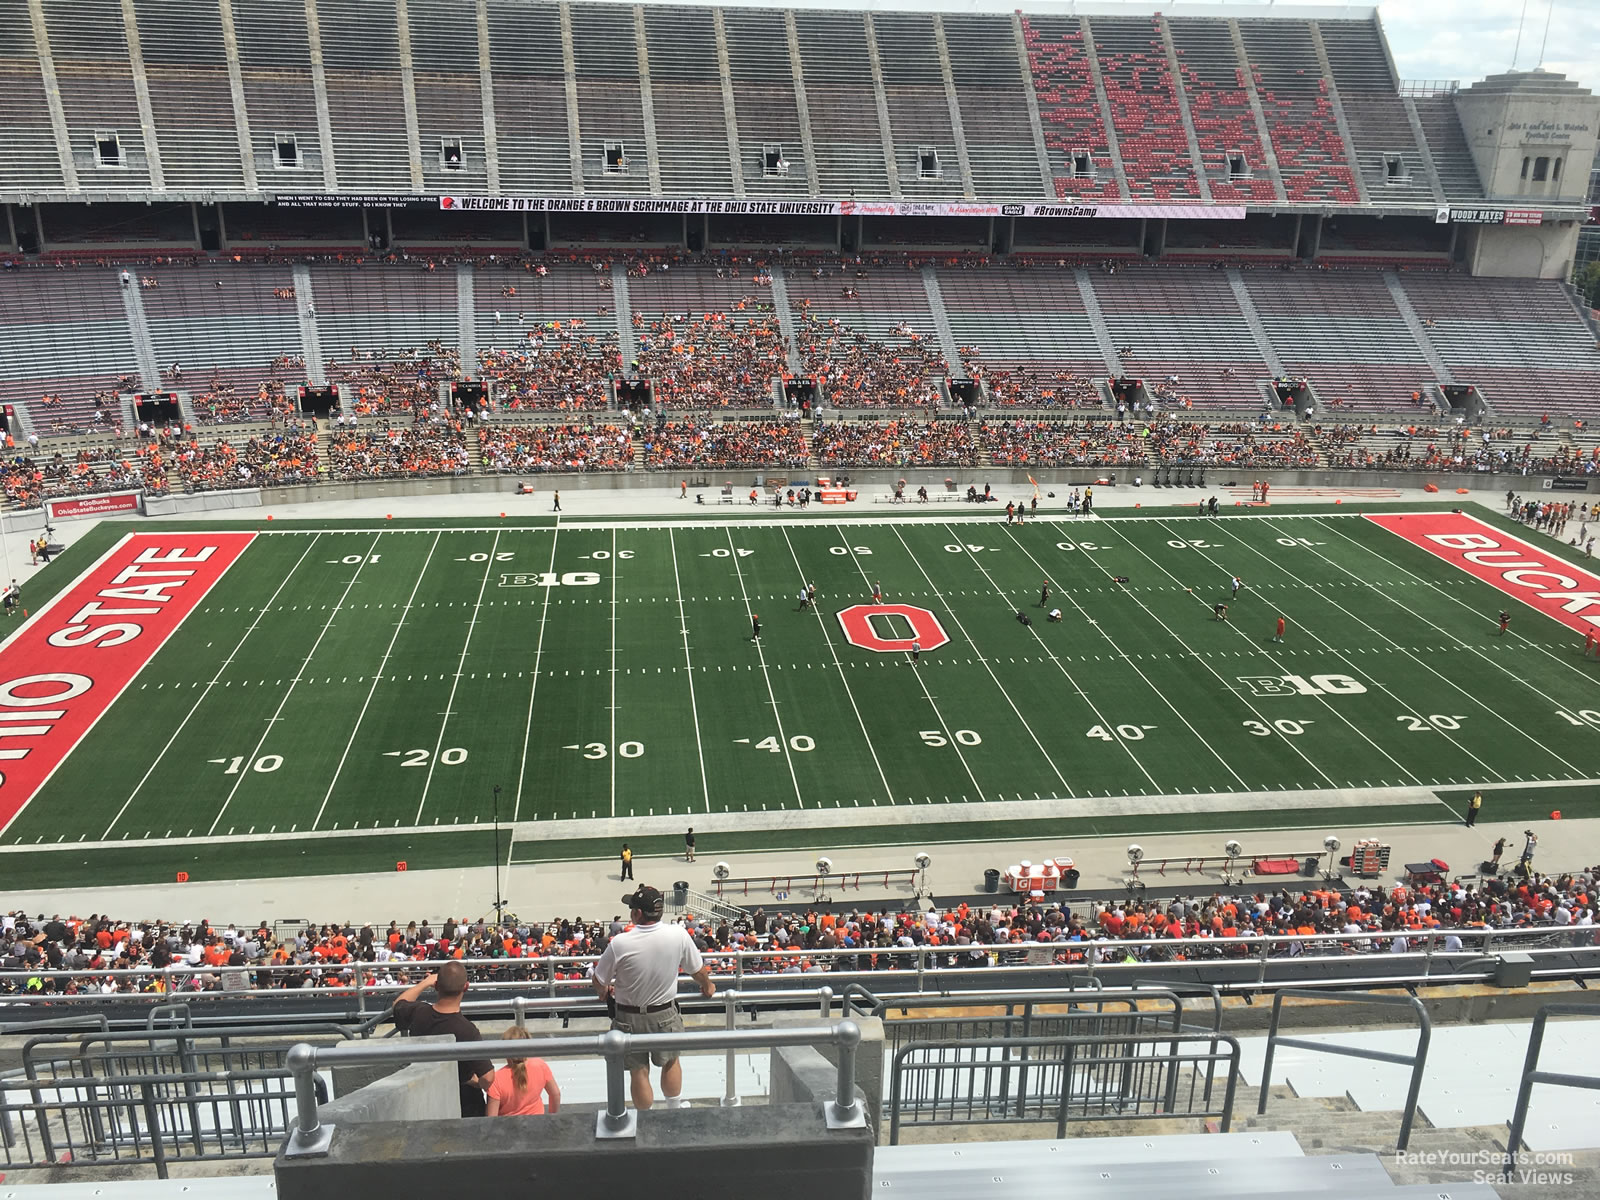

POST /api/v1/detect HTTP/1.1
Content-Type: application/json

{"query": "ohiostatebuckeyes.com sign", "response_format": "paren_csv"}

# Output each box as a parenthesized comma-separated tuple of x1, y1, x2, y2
(0, 532, 254, 832)
(45, 491, 141, 521)
(1365, 512, 1600, 635)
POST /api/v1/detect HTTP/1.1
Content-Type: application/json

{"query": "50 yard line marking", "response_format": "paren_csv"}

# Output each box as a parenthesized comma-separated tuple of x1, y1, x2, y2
(669, 528, 713, 813)
(207, 533, 382, 836)
(414, 529, 502, 825)
(512, 525, 563, 825)
(725, 526, 805, 809)
(311, 530, 443, 830)
(101, 534, 323, 840)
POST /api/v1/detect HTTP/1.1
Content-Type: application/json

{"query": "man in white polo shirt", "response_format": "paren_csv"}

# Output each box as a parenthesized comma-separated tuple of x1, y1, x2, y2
(592, 885, 715, 1110)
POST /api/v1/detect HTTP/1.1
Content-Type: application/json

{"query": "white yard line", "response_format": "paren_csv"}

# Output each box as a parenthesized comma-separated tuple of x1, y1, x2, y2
(413, 529, 502, 825)
(1316, 514, 1600, 718)
(833, 526, 987, 803)
(311, 531, 443, 830)
(997, 530, 1247, 790)
(724, 527, 806, 810)
(1106, 524, 1421, 786)
(101, 534, 322, 840)
(1228, 517, 1584, 780)
(669, 529, 713, 813)
(609, 528, 618, 818)
(782, 529, 894, 805)
(207, 533, 383, 836)
(511, 526, 563, 825)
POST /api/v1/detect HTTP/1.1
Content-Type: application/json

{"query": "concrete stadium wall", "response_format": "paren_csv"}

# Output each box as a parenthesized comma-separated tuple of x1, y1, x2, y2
(1466, 220, 1583, 279)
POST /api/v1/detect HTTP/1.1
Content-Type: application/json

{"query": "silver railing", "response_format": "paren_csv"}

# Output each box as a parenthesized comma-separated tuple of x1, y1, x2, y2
(1507, 1003, 1600, 1172)
(4, 925, 1594, 1026)
(282, 1020, 867, 1152)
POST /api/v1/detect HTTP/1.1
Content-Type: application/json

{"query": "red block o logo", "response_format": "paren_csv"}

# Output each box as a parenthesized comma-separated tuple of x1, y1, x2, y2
(837, 604, 950, 654)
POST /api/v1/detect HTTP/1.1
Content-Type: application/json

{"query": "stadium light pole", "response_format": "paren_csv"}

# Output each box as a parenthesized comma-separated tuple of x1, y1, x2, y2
(492, 784, 504, 925)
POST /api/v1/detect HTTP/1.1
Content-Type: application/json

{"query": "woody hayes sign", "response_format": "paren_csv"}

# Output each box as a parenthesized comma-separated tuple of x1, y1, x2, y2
(0, 533, 254, 831)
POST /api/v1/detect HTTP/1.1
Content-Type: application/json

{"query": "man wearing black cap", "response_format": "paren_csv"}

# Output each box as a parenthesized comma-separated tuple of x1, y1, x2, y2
(592, 885, 716, 1110)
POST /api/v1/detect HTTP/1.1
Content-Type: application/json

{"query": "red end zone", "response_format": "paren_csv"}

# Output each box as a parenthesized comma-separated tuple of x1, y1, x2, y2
(1366, 512, 1600, 634)
(0, 531, 254, 833)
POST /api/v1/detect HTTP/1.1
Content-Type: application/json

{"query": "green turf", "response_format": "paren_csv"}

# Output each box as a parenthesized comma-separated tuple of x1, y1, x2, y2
(4, 502, 1599, 887)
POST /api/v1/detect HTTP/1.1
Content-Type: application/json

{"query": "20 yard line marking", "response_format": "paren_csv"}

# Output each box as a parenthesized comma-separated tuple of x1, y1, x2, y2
(207, 533, 382, 836)
(102, 534, 325, 841)
(669, 529, 713, 813)
(312, 531, 443, 830)
(415, 529, 503, 825)
(725, 527, 805, 809)
(512, 526, 562, 826)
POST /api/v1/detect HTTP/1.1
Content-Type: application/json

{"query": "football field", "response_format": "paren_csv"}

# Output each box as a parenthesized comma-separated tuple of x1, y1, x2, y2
(3, 502, 1599, 888)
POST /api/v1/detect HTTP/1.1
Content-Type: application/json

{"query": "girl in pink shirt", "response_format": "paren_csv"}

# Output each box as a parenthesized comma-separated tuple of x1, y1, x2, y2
(487, 1027, 562, 1117)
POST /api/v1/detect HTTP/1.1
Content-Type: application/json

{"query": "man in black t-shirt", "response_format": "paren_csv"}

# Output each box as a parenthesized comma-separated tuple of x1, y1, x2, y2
(392, 961, 494, 1116)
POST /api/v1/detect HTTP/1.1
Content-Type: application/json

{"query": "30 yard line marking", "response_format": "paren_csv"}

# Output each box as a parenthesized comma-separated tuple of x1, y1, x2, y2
(609, 528, 619, 818)
(207, 533, 382, 836)
(1000, 529, 1238, 790)
(1118, 523, 1418, 785)
(725, 527, 805, 809)
(669, 528, 713, 813)
(783, 528, 892, 805)
(512, 526, 562, 827)
(101, 534, 324, 841)
(312, 531, 443, 830)
(415, 529, 502, 825)
(1235, 517, 1583, 780)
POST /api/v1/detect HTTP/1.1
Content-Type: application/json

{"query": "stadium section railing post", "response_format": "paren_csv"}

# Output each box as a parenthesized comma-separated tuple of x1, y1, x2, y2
(1506, 1003, 1600, 1174)
(1258, 989, 1431, 1150)
(282, 1021, 868, 1154)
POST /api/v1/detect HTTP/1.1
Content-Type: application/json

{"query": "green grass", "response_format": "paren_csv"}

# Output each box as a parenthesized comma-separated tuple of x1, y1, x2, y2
(4, 503, 1599, 887)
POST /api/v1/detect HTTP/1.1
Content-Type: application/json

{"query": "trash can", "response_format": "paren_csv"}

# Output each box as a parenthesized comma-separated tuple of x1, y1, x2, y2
(672, 881, 689, 907)
(984, 868, 1000, 893)
(1302, 855, 1320, 877)
(1063, 868, 1080, 890)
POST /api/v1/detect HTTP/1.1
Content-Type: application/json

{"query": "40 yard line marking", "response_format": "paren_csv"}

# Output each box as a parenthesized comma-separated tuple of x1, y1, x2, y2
(782, 528, 892, 805)
(207, 533, 382, 836)
(415, 529, 502, 825)
(512, 526, 562, 826)
(312, 531, 443, 830)
(670, 528, 713, 813)
(101, 534, 324, 841)
(726, 526, 805, 809)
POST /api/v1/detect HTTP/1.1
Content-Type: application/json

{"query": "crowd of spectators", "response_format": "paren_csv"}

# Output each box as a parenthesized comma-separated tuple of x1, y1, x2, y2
(631, 312, 787, 410)
(642, 419, 809, 471)
(478, 333, 619, 412)
(795, 310, 948, 408)
(170, 431, 319, 491)
(968, 364, 1105, 409)
(1154, 420, 1319, 469)
(3, 861, 1594, 997)
(326, 342, 461, 419)
(190, 372, 298, 425)
(328, 425, 471, 480)
(480, 423, 633, 473)
(983, 418, 1150, 467)
(813, 418, 976, 468)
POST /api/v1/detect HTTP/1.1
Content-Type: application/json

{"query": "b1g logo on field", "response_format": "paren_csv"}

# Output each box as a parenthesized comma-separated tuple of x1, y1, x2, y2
(837, 604, 951, 654)
(1237, 673, 1367, 698)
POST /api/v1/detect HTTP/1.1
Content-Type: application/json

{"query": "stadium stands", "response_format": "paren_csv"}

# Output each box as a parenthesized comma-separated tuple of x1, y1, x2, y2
(788, 261, 948, 407)
(481, 422, 633, 473)
(813, 417, 976, 467)
(1020, 15, 1123, 200)
(874, 13, 966, 200)
(626, 263, 786, 409)
(1167, 18, 1278, 204)
(1091, 16, 1201, 201)
(939, 265, 1107, 396)
(643, 418, 809, 470)
(1238, 20, 1361, 204)
(0, 269, 139, 436)
(945, 13, 1048, 198)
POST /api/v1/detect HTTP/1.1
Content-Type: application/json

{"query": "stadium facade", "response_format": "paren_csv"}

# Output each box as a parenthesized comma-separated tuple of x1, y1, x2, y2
(0, 0, 1595, 278)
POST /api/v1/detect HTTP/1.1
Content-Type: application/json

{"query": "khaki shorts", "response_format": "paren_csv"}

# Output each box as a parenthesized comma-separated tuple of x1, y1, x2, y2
(612, 1003, 683, 1070)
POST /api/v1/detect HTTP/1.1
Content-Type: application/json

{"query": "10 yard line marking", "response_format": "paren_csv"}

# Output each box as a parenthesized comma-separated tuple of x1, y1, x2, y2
(837, 526, 987, 803)
(782, 528, 893, 805)
(726, 526, 805, 810)
(207, 533, 382, 836)
(512, 526, 562, 826)
(312, 531, 443, 830)
(102, 534, 324, 841)
(670, 528, 713, 813)
(415, 529, 502, 825)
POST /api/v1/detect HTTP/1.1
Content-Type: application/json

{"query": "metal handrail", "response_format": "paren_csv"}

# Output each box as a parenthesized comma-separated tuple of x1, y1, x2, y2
(281, 1020, 866, 1151)
(1259, 988, 1431, 1151)
(1506, 1003, 1600, 1172)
